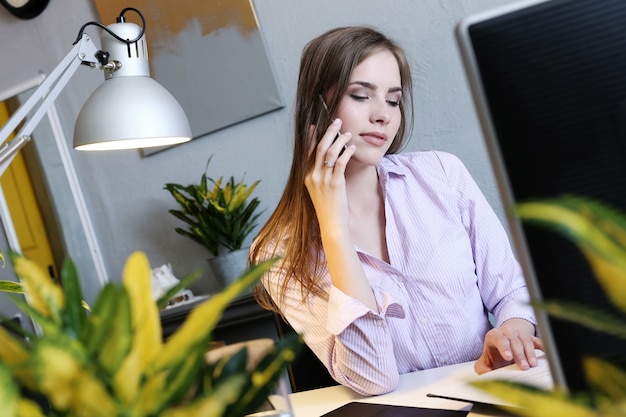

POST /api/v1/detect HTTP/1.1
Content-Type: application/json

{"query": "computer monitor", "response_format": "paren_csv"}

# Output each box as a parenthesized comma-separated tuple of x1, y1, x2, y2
(456, 0, 626, 393)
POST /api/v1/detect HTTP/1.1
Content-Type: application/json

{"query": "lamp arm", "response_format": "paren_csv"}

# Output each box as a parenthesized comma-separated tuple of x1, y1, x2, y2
(0, 34, 101, 176)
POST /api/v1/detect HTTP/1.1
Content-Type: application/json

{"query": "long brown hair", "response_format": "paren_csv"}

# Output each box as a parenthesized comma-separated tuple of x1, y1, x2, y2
(251, 26, 414, 311)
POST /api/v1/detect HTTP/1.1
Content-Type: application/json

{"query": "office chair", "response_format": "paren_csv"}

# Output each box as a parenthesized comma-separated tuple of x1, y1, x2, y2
(273, 312, 338, 392)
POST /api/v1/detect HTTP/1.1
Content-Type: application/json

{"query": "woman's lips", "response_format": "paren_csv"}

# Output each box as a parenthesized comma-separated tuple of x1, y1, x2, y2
(360, 132, 387, 146)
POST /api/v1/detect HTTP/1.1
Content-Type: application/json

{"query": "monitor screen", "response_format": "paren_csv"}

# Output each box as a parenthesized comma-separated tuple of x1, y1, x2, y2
(457, 0, 626, 393)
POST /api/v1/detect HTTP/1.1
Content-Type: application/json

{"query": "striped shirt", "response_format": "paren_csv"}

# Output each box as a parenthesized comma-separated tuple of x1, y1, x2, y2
(261, 150, 536, 396)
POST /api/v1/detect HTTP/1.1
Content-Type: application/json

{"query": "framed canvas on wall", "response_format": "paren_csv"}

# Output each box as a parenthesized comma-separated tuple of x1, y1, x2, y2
(93, 0, 283, 156)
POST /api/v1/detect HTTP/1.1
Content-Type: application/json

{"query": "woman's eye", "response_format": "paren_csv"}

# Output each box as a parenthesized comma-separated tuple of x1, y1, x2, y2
(349, 94, 368, 101)
(387, 100, 401, 107)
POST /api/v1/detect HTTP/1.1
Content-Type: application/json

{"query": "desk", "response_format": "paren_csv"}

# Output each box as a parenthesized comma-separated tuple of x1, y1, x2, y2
(285, 361, 514, 417)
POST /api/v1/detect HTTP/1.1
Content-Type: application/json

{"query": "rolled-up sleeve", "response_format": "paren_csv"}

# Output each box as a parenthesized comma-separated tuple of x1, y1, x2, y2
(264, 265, 403, 395)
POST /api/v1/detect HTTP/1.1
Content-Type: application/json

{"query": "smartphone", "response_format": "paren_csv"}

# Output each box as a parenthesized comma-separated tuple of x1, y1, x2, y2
(319, 95, 347, 155)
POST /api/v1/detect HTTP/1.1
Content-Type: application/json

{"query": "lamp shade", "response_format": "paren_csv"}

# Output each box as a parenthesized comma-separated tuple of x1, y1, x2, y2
(74, 76, 191, 150)
(73, 19, 192, 150)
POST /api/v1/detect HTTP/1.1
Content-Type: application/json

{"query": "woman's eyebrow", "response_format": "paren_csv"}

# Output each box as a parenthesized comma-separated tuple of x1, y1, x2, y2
(349, 81, 402, 93)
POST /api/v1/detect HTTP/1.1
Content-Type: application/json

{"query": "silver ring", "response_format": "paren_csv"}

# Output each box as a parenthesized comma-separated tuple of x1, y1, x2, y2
(324, 160, 335, 168)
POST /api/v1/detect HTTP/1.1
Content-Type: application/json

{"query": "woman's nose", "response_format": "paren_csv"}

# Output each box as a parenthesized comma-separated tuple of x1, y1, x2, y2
(371, 102, 391, 125)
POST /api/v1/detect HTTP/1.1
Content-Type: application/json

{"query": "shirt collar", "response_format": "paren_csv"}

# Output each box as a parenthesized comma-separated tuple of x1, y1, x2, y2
(377, 154, 411, 179)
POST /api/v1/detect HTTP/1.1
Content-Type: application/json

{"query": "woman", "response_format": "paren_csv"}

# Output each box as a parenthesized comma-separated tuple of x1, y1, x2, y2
(250, 26, 542, 396)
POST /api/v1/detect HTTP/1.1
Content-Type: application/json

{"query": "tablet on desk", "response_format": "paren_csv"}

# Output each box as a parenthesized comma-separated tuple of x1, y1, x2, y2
(320, 402, 468, 417)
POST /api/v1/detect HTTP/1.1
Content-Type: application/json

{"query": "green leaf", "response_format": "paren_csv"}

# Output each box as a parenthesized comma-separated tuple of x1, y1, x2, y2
(80, 284, 125, 359)
(0, 362, 19, 417)
(28, 339, 89, 413)
(7, 293, 63, 339)
(59, 258, 87, 339)
(207, 348, 249, 391)
(161, 349, 207, 409)
(517, 196, 626, 313)
(583, 357, 626, 403)
(10, 251, 64, 324)
(97, 286, 132, 376)
(136, 350, 208, 416)
(226, 333, 302, 417)
(168, 209, 200, 228)
(532, 300, 626, 341)
(0, 280, 23, 294)
(160, 375, 247, 417)
(470, 380, 593, 417)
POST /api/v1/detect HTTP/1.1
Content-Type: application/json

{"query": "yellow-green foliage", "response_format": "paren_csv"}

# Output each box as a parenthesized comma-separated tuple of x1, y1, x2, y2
(164, 156, 263, 257)
(0, 251, 301, 417)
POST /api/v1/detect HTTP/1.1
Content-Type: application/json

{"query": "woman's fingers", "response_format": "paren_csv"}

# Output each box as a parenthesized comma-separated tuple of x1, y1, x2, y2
(314, 119, 345, 161)
(324, 132, 353, 169)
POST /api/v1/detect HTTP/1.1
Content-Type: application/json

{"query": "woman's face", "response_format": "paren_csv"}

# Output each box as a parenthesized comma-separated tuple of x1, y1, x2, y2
(335, 50, 402, 167)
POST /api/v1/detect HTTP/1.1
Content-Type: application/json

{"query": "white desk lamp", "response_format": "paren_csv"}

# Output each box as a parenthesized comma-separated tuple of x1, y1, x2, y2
(0, 7, 192, 176)
(0, 8, 192, 299)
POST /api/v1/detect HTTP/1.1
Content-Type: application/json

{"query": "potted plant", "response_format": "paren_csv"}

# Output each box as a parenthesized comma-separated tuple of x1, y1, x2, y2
(0, 250, 301, 417)
(164, 156, 263, 287)
(472, 195, 626, 416)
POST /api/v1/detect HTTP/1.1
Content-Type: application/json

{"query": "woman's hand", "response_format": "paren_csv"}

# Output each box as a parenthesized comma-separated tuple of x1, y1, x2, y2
(474, 318, 543, 374)
(304, 119, 377, 310)
(304, 118, 355, 229)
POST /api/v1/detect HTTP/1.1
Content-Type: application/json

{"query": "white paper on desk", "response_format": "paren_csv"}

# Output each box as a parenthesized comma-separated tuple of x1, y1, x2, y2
(426, 355, 553, 408)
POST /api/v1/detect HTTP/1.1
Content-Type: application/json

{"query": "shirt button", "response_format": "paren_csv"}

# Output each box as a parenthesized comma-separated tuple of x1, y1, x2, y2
(375, 319, 384, 327)
(420, 317, 428, 324)
(438, 358, 446, 365)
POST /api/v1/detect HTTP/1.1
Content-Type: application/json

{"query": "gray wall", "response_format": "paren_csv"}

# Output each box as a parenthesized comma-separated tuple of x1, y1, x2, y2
(0, 0, 519, 305)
